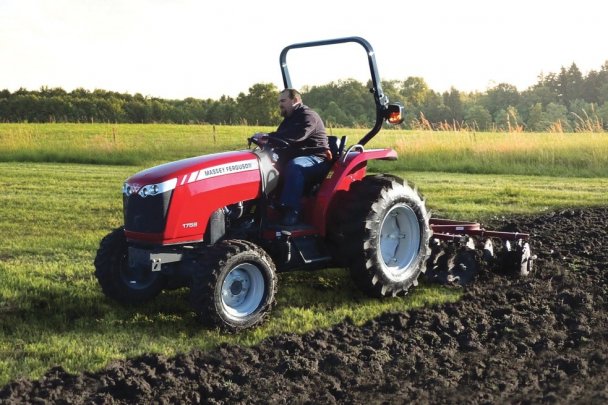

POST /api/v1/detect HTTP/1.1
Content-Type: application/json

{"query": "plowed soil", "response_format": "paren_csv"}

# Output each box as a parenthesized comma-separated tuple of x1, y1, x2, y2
(2, 207, 607, 404)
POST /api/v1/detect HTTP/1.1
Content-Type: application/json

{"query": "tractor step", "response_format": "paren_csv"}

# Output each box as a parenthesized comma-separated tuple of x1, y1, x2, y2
(292, 236, 331, 264)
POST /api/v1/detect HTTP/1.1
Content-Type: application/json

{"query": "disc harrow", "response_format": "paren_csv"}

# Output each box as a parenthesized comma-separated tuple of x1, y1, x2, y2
(425, 218, 537, 285)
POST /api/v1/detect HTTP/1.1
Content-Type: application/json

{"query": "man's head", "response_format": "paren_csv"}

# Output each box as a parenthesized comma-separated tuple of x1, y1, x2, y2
(278, 88, 302, 117)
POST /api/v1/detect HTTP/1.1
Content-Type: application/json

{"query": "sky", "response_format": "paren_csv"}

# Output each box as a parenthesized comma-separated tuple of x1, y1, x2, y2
(0, 0, 606, 100)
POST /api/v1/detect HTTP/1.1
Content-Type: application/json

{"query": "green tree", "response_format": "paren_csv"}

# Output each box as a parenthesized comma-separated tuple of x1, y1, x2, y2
(124, 100, 151, 123)
(596, 102, 608, 130)
(544, 102, 571, 131)
(581, 69, 603, 104)
(340, 79, 374, 125)
(207, 96, 238, 124)
(509, 106, 521, 129)
(150, 100, 167, 123)
(589, 62, 608, 105)
(557, 63, 583, 106)
(11, 94, 40, 121)
(41, 96, 70, 122)
(443, 87, 464, 122)
(464, 105, 492, 131)
(526, 103, 547, 131)
(39, 86, 67, 98)
(569, 99, 601, 131)
(494, 109, 508, 131)
(401, 76, 429, 107)
(380, 80, 404, 106)
(323, 101, 350, 127)
(237, 83, 280, 126)
(421, 91, 451, 124)
(302, 83, 337, 112)
(482, 83, 520, 117)
(524, 80, 559, 107)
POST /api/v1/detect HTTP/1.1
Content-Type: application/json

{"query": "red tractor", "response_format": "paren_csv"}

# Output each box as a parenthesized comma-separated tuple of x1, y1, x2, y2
(94, 37, 534, 331)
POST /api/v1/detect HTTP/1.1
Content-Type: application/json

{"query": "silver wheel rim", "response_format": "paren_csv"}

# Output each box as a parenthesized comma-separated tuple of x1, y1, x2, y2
(378, 203, 421, 281)
(221, 263, 265, 320)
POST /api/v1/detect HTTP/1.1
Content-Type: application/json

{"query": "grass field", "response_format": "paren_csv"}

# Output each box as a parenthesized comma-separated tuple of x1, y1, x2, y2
(1, 123, 607, 385)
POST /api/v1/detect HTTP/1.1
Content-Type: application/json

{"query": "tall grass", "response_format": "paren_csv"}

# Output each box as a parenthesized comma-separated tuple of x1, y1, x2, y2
(0, 123, 274, 166)
(2, 124, 607, 177)
(370, 130, 608, 177)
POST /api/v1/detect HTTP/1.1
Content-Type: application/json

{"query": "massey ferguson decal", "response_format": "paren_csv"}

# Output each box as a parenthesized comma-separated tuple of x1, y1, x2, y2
(178, 159, 259, 186)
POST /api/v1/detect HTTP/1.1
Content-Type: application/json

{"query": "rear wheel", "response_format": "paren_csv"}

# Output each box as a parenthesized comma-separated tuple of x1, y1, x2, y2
(330, 175, 431, 297)
(94, 227, 166, 304)
(190, 240, 277, 332)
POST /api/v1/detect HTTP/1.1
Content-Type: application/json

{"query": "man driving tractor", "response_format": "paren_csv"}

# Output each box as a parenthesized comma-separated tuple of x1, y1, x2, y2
(253, 88, 332, 226)
(94, 36, 534, 333)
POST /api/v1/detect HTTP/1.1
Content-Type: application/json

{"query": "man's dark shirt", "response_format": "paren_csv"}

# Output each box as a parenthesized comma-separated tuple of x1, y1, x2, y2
(269, 104, 329, 158)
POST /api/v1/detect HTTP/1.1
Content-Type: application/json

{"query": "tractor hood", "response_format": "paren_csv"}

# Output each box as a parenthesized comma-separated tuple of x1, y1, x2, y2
(123, 150, 260, 197)
(122, 150, 263, 245)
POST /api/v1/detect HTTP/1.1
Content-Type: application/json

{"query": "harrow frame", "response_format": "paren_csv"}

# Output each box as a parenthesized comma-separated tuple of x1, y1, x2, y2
(426, 218, 536, 284)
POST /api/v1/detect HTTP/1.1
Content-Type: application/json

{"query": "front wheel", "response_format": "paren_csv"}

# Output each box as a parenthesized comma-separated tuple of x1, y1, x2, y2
(94, 227, 166, 305)
(190, 240, 277, 332)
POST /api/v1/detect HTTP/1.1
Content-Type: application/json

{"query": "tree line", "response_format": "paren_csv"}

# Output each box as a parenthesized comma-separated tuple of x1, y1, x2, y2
(1, 61, 607, 131)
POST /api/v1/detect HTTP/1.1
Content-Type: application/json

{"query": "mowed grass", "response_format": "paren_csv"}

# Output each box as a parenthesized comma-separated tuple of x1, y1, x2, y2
(1, 123, 607, 385)
(0, 163, 461, 385)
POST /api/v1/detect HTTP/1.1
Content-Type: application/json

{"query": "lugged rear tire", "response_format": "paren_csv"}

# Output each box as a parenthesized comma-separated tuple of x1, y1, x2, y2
(190, 240, 277, 332)
(94, 227, 166, 305)
(329, 175, 431, 297)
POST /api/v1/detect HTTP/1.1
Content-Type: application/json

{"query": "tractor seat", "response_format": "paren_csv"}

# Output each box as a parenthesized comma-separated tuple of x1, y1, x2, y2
(327, 135, 347, 162)
(304, 135, 347, 197)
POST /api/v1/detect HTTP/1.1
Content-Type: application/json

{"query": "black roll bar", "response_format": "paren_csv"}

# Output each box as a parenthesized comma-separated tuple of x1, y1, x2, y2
(279, 37, 391, 147)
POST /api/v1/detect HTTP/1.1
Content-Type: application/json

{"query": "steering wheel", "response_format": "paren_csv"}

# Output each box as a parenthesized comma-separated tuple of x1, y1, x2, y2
(266, 136, 290, 148)
(248, 134, 291, 149)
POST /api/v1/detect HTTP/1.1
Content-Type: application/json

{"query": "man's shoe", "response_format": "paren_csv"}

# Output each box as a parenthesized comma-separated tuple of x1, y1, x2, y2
(281, 209, 299, 226)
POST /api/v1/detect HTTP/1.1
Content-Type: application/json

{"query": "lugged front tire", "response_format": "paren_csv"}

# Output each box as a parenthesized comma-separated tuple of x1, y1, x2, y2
(330, 175, 431, 297)
(190, 240, 277, 332)
(94, 227, 166, 304)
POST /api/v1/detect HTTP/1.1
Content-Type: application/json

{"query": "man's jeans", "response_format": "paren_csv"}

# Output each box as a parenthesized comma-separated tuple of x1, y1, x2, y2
(280, 155, 331, 211)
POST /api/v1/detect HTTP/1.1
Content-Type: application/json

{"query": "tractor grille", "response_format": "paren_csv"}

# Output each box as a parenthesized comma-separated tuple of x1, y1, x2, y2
(123, 191, 173, 233)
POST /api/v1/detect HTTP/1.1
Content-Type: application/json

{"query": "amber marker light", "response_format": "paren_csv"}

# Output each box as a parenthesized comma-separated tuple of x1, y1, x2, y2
(385, 103, 404, 125)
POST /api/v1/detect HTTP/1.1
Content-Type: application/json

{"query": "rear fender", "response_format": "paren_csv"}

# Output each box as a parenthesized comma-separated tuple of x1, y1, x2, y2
(310, 148, 397, 235)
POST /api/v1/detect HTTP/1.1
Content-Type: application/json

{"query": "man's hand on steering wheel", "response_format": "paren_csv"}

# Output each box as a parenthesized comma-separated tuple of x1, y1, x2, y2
(248, 133, 291, 149)
(249, 132, 269, 147)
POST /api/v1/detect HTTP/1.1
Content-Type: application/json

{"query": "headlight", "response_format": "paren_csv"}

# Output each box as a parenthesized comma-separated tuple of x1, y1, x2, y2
(122, 183, 134, 196)
(123, 178, 177, 198)
(138, 184, 157, 197)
